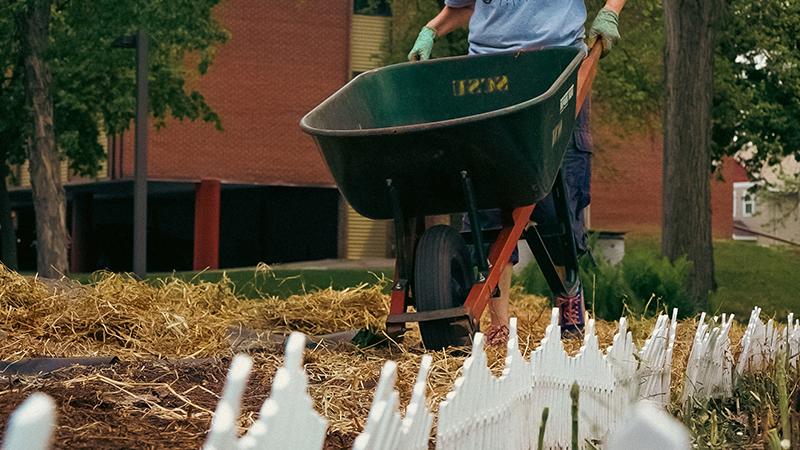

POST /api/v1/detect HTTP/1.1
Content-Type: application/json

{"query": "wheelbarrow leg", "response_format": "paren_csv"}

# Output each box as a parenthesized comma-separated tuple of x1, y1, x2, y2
(525, 170, 581, 297)
(460, 171, 489, 282)
(462, 205, 534, 322)
(386, 179, 422, 340)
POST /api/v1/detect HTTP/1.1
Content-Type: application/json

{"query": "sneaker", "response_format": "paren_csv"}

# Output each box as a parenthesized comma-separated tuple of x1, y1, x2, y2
(484, 324, 510, 346)
(556, 285, 585, 338)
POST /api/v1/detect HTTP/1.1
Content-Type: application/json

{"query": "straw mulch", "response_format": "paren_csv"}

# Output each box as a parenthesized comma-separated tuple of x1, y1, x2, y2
(0, 266, 746, 449)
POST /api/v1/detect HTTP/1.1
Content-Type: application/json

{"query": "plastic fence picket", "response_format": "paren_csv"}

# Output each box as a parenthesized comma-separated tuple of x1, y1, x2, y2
(436, 333, 508, 450)
(606, 401, 691, 450)
(400, 355, 434, 450)
(435, 319, 531, 450)
(237, 333, 327, 450)
(572, 319, 616, 446)
(498, 318, 533, 450)
(637, 310, 678, 406)
(1, 393, 56, 450)
(528, 309, 573, 449)
(605, 317, 638, 436)
(528, 309, 618, 449)
(787, 313, 800, 367)
(682, 313, 735, 404)
(352, 347, 435, 450)
(204, 354, 254, 450)
(352, 361, 403, 450)
(737, 307, 781, 378)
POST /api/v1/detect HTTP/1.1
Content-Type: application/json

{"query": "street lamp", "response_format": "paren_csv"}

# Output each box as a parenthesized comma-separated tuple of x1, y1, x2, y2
(113, 30, 149, 279)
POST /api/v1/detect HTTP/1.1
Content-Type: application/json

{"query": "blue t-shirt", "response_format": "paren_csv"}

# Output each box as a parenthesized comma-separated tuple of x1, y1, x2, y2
(444, 0, 587, 55)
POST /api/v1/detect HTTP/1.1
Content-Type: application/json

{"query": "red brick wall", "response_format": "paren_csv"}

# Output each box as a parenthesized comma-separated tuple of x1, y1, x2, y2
(123, 0, 351, 186)
(590, 124, 735, 239)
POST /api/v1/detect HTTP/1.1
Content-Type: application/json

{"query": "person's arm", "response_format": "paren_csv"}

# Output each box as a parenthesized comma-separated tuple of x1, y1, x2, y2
(587, 0, 626, 57)
(426, 5, 474, 37)
(408, 4, 474, 61)
(602, 0, 626, 15)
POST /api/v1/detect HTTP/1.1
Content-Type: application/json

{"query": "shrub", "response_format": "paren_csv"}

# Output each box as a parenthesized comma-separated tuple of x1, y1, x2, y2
(621, 253, 694, 318)
(514, 251, 637, 321)
(515, 240, 694, 320)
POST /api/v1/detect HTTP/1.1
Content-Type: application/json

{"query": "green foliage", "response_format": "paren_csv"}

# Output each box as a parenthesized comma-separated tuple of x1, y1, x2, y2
(0, 5, 28, 174)
(585, 0, 664, 130)
(0, 0, 229, 177)
(585, 259, 636, 320)
(370, 0, 467, 64)
(679, 369, 800, 448)
(714, 0, 800, 177)
(621, 252, 694, 318)
(515, 238, 693, 320)
(515, 250, 635, 321)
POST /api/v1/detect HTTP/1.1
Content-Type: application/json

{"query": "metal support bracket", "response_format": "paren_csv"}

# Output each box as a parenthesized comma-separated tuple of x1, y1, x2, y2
(460, 171, 488, 282)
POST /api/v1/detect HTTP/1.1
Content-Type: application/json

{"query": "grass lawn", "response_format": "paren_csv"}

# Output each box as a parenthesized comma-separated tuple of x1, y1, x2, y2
(144, 267, 394, 299)
(624, 238, 800, 320)
(72, 238, 798, 319)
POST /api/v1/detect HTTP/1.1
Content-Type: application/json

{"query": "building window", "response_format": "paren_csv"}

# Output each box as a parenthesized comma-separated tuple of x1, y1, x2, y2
(742, 193, 756, 217)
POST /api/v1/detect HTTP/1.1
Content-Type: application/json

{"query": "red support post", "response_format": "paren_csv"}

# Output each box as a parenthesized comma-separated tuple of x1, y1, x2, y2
(463, 205, 535, 321)
(193, 179, 221, 270)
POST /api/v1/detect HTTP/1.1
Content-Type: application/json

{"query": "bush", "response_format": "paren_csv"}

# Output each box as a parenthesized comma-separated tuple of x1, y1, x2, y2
(514, 251, 636, 321)
(621, 253, 694, 318)
(515, 240, 695, 320)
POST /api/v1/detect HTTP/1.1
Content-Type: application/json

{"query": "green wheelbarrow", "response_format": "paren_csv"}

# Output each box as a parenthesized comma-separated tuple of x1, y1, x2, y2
(301, 43, 603, 350)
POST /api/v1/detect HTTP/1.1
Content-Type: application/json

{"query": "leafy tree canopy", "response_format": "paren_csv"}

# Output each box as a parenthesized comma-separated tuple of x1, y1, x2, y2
(0, 0, 228, 177)
(714, 0, 800, 178)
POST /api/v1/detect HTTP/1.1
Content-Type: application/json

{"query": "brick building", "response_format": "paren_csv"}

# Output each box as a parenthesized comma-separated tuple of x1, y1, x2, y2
(6, 1, 737, 273)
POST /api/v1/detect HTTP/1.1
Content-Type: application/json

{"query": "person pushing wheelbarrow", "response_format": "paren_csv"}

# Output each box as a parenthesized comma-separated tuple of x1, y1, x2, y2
(408, 0, 626, 345)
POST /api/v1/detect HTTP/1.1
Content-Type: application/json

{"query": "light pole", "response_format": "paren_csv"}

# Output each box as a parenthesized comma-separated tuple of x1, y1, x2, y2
(113, 30, 149, 278)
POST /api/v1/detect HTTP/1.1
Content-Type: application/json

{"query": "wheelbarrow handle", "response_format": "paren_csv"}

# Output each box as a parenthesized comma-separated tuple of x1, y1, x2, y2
(575, 41, 603, 118)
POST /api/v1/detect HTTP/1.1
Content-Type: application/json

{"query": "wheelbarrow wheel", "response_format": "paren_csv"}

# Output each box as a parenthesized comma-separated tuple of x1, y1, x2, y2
(414, 225, 475, 350)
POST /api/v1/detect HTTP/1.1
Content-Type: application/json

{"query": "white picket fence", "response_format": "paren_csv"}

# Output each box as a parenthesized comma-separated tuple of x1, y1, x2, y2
(6, 306, 798, 449)
(1, 393, 55, 450)
(682, 313, 735, 403)
(679, 307, 800, 407)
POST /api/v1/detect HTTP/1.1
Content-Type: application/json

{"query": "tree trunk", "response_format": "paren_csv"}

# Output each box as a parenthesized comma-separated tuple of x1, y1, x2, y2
(0, 156, 19, 271)
(661, 0, 724, 309)
(16, 0, 68, 278)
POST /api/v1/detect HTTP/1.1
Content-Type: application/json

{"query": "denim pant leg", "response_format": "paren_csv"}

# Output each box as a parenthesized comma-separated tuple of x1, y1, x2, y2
(530, 99, 593, 265)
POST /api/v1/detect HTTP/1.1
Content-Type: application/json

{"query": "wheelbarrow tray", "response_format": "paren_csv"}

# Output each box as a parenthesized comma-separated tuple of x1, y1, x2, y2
(300, 47, 583, 220)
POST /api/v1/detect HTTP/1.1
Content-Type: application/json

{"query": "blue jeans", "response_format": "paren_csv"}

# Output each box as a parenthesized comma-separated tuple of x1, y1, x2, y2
(462, 97, 593, 265)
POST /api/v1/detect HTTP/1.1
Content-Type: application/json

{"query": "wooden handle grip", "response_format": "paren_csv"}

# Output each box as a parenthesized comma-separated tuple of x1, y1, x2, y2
(575, 41, 603, 117)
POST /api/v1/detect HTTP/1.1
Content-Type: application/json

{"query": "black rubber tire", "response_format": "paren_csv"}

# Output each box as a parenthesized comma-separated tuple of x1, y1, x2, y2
(414, 225, 475, 350)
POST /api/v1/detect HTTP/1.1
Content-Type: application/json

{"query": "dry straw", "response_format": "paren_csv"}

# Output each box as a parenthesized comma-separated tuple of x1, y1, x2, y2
(0, 264, 745, 443)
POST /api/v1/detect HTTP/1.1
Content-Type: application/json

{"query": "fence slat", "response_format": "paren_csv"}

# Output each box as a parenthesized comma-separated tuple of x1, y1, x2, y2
(638, 310, 678, 406)
(500, 318, 533, 450)
(606, 401, 690, 450)
(400, 354, 434, 450)
(605, 317, 638, 437)
(682, 314, 734, 404)
(437, 333, 507, 450)
(204, 354, 253, 450)
(352, 361, 403, 450)
(2, 393, 56, 450)
(238, 333, 328, 450)
(737, 307, 782, 378)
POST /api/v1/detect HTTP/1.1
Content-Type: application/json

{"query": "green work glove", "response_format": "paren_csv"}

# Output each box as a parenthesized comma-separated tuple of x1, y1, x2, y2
(587, 8, 620, 58)
(408, 26, 436, 61)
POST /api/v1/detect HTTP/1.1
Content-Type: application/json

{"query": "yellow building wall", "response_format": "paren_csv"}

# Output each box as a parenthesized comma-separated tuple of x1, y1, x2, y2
(350, 15, 390, 73)
(344, 14, 391, 259)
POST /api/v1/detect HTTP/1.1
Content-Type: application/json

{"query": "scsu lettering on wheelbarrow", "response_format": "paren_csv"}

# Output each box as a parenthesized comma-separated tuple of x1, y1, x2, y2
(451, 75, 509, 96)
